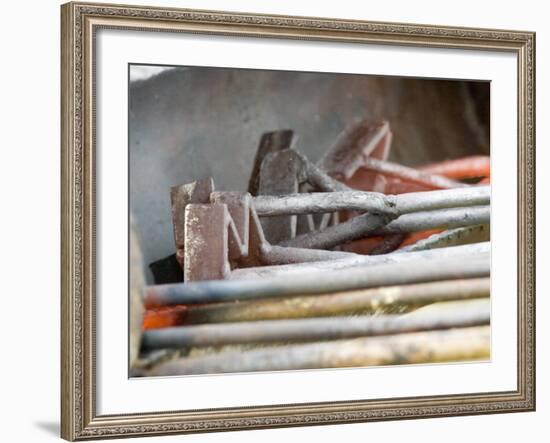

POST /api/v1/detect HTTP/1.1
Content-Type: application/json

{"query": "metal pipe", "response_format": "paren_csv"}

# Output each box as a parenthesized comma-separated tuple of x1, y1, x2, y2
(262, 245, 357, 265)
(372, 206, 489, 235)
(397, 224, 490, 252)
(181, 277, 490, 324)
(362, 156, 467, 189)
(279, 212, 393, 250)
(144, 252, 489, 308)
(230, 242, 490, 279)
(393, 186, 489, 213)
(417, 155, 490, 180)
(280, 205, 489, 250)
(147, 326, 490, 375)
(142, 299, 489, 349)
(252, 186, 490, 217)
(302, 154, 350, 192)
(253, 191, 395, 216)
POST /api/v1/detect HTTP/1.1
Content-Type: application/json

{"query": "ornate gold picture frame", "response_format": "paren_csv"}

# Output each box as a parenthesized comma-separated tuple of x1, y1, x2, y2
(61, 2, 535, 440)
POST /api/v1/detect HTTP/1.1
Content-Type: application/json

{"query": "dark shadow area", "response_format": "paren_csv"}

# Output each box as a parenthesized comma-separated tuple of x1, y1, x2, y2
(34, 421, 60, 437)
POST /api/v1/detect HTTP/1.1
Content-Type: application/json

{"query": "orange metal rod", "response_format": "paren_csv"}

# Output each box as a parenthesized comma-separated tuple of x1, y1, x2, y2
(143, 305, 188, 330)
(417, 155, 490, 180)
(361, 157, 466, 190)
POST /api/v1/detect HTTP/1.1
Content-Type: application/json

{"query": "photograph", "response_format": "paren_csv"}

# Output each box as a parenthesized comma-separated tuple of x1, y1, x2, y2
(128, 64, 492, 377)
(58, 2, 536, 440)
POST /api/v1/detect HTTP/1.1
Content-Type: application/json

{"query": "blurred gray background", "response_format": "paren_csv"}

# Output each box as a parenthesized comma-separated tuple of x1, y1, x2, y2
(129, 65, 489, 278)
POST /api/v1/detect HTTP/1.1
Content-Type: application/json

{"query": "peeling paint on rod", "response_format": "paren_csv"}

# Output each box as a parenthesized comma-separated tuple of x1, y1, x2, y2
(144, 252, 490, 308)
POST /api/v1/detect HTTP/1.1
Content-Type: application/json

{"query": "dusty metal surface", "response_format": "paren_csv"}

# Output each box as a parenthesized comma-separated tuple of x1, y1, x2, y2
(398, 224, 490, 252)
(144, 252, 490, 307)
(174, 277, 490, 325)
(146, 326, 490, 375)
(168, 175, 489, 281)
(229, 243, 490, 280)
(130, 68, 489, 273)
(170, 178, 214, 269)
(248, 130, 296, 196)
(141, 299, 489, 349)
(257, 149, 305, 243)
(130, 67, 491, 376)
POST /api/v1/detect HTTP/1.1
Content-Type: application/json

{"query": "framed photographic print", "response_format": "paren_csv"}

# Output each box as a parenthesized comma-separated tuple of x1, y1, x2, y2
(61, 1, 535, 440)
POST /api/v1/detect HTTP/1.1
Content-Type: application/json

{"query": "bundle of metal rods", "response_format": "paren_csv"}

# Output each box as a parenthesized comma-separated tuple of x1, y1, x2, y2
(135, 119, 490, 376)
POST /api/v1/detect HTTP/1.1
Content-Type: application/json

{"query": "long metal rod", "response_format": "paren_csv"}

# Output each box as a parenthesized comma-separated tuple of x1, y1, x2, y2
(280, 205, 489, 250)
(254, 191, 394, 216)
(229, 242, 490, 280)
(397, 224, 490, 252)
(279, 212, 393, 249)
(180, 277, 490, 324)
(300, 152, 350, 192)
(142, 299, 489, 349)
(362, 156, 467, 189)
(393, 186, 489, 213)
(147, 326, 490, 375)
(262, 244, 357, 265)
(252, 186, 490, 217)
(417, 155, 490, 179)
(372, 206, 489, 235)
(144, 252, 489, 308)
